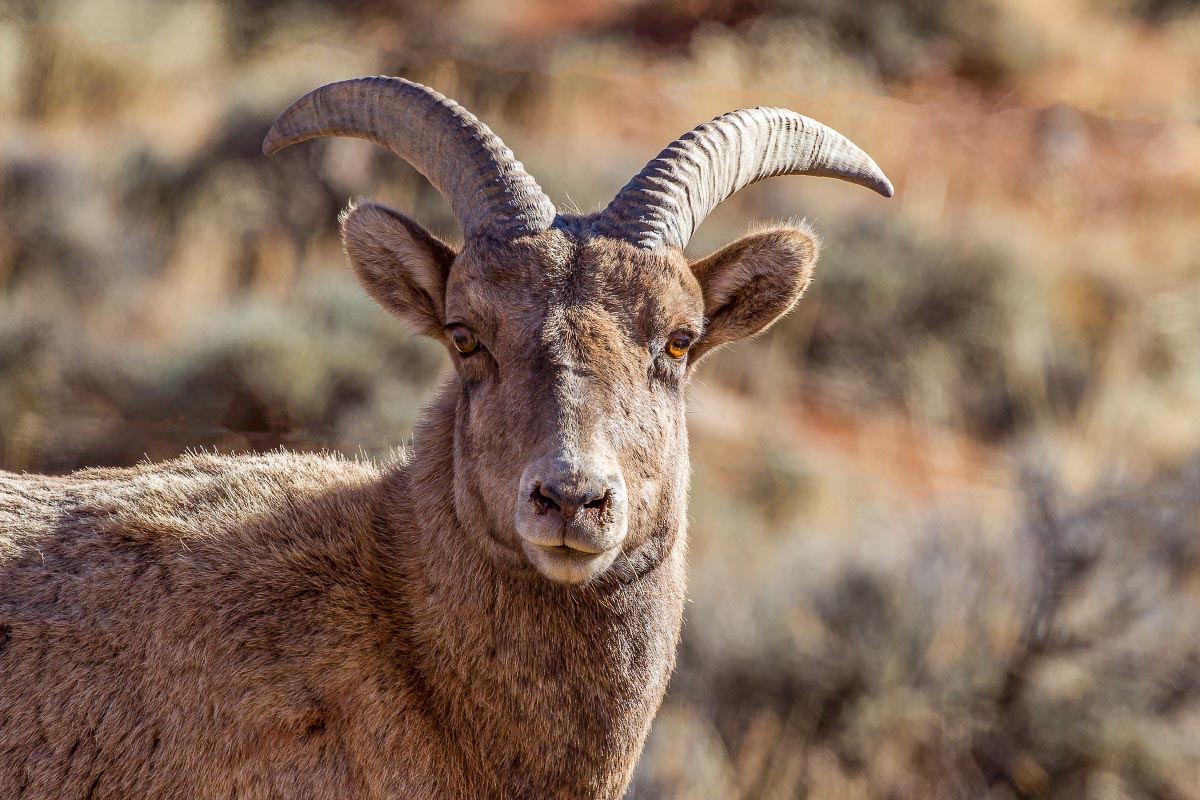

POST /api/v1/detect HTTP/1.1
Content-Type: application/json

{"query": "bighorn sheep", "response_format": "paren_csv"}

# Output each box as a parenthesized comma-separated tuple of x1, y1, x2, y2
(0, 77, 890, 798)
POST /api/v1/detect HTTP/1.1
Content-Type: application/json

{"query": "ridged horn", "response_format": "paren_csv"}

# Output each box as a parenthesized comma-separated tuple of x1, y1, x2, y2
(263, 77, 556, 240)
(593, 107, 893, 251)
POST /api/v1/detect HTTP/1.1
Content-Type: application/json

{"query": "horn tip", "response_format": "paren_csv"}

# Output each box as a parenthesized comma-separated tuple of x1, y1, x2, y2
(262, 130, 284, 156)
(860, 163, 894, 198)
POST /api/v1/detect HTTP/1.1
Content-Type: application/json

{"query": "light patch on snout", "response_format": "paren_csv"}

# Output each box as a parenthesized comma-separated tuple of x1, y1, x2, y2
(521, 542, 622, 585)
(514, 454, 629, 585)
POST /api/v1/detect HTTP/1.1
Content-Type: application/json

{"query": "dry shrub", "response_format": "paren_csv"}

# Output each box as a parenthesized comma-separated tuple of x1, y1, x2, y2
(632, 460, 1200, 799)
(0, 276, 441, 472)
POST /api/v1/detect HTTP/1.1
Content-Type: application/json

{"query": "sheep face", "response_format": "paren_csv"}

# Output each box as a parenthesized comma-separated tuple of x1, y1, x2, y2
(343, 203, 818, 584)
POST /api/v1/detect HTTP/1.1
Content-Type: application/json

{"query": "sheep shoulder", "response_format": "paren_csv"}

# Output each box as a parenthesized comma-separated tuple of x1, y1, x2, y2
(0, 450, 444, 799)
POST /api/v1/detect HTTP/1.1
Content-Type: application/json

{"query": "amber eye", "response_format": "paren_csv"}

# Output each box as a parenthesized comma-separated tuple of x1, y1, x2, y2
(665, 331, 694, 359)
(448, 325, 479, 355)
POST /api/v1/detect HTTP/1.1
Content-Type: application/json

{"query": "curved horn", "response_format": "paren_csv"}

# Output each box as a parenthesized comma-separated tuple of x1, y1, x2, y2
(593, 107, 892, 251)
(263, 77, 556, 240)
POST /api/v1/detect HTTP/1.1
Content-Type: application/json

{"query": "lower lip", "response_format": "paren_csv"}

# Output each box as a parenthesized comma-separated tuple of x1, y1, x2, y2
(538, 544, 601, 559)
(520, 539, 620, 584)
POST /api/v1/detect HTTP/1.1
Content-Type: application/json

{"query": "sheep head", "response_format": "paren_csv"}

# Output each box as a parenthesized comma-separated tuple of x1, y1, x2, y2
(264, 77, 891, 585)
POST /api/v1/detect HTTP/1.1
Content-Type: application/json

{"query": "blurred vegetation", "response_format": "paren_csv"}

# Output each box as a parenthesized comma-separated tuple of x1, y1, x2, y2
(636, 459, 1200, 799)
(2, 0, 1199, 797)
(610, 0, 1048, 88)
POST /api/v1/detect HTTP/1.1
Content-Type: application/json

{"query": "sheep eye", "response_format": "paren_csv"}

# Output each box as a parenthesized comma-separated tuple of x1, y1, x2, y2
(448, 325, 479, 355)
(665, 331, 694, 359)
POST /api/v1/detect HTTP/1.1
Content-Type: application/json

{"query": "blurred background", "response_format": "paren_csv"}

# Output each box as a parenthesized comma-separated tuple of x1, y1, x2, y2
(2, 0, 1200, 796)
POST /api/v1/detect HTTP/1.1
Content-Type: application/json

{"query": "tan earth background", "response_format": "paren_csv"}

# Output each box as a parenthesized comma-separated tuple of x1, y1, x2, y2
(3, 0, 1200, 797)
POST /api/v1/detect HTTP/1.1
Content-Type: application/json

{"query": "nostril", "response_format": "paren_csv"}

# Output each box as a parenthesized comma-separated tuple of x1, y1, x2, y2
(531, 482, 559, 515)
(582, 490, 609, 511)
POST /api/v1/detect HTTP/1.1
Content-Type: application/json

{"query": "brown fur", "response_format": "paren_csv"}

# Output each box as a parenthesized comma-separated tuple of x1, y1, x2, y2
(0, 205, 819, 797)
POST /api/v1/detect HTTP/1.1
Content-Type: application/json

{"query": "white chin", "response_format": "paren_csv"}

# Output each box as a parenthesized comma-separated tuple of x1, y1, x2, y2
(520, 541, 619, 585)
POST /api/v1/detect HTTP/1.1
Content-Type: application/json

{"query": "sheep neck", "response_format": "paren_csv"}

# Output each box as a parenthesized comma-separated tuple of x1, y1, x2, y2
(379, 381, 688, 797)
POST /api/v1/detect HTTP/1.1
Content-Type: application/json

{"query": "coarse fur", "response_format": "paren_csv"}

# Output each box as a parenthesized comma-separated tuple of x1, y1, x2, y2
(0, 199, 821, 794)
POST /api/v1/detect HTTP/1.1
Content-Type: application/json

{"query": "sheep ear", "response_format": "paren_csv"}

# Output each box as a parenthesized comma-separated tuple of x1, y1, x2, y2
(687, 225, 819, 363)
(341, 201, 457, 338)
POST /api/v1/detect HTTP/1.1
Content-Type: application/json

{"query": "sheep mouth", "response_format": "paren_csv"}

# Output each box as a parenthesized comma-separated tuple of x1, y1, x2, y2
(539, 542, 604, 557)
(519, 539, 620, 585)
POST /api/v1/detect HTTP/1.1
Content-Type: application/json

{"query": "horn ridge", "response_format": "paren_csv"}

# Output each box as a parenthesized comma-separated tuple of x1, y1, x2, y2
(263, 76, 556, 240)
(594, 106, 892, 251)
